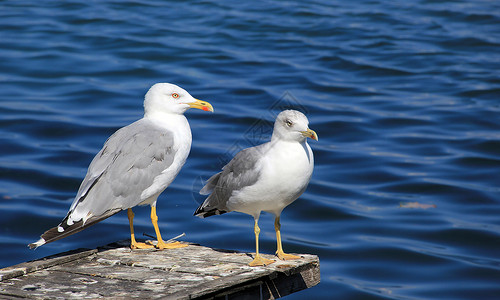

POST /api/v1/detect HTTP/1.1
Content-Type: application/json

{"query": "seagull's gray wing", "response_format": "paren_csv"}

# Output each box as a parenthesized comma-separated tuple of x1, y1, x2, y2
(32, 118, 175, 247)
(194, 143, 266, 218)
(74, 118, 175, 215)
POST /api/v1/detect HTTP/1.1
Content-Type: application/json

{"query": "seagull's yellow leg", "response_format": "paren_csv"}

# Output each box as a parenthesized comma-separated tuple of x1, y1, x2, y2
(128, 208, 153, 249)
(275, 216, 301, 260)
(249, 218, 275, 267)
(150, 206, 187, 250)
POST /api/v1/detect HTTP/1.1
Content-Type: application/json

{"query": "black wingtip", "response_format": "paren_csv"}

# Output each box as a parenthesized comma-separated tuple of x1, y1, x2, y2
(194, 207, 227, 218)
(32, 209, 121, 248)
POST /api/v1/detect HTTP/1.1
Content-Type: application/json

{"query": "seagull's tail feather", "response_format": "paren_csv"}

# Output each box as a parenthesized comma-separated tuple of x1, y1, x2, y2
(199, 172, 221, 195)
(193, 204, 227, 218)
(28, 209, 121, 249)
(196, 172, 230, 218)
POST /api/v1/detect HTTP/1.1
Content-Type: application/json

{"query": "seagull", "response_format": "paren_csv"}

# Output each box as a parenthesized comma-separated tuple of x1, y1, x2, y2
(194, 110, 317, 266)
(29, 83, 213, 250)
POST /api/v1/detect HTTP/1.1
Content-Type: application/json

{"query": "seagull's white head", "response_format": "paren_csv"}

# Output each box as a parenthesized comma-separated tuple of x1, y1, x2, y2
(272, 110, 318, 142)
(144, 83, 213, 116)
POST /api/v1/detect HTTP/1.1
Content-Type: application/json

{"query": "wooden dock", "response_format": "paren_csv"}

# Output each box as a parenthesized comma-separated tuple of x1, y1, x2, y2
(0, 240, 320, 299)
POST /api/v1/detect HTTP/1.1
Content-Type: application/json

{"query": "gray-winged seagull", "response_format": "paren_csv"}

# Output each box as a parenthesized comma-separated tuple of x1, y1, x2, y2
(29, 83, 213, 250)
(194, 110, 317, 266)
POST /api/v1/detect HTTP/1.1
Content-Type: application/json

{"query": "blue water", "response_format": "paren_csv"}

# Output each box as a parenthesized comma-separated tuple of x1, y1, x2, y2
(1, 1, 499, 299)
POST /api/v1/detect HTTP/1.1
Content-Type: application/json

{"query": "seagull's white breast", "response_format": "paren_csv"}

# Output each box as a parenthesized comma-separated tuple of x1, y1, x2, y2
(139, 114, 192, 203)
(228, 140, 314, 217)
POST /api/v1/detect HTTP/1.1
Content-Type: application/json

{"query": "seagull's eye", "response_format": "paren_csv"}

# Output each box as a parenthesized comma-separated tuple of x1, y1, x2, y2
(171, 93, 180, 99)
(285, 120, 293, 127)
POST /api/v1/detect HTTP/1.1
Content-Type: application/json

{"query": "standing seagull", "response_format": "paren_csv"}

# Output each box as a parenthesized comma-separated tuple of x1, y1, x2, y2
(194, 110, 317, 266)
(29, 83, 213, 250)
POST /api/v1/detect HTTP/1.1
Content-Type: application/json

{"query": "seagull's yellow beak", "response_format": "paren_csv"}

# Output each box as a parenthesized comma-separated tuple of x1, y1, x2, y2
(188, 99, 214, 112)
(301, 128, 318, 141)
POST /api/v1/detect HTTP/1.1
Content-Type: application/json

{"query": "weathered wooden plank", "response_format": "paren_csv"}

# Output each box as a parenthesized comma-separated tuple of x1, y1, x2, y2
(0, 248, 97, 281)
(0, 240, 320, 299)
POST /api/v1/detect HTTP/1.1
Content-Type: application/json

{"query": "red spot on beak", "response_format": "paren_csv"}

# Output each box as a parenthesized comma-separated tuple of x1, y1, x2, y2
(202, 106, 210, 111)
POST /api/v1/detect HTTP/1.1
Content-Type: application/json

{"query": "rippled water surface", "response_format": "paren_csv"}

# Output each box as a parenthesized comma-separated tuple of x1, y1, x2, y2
(1, 1, 500, 299)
